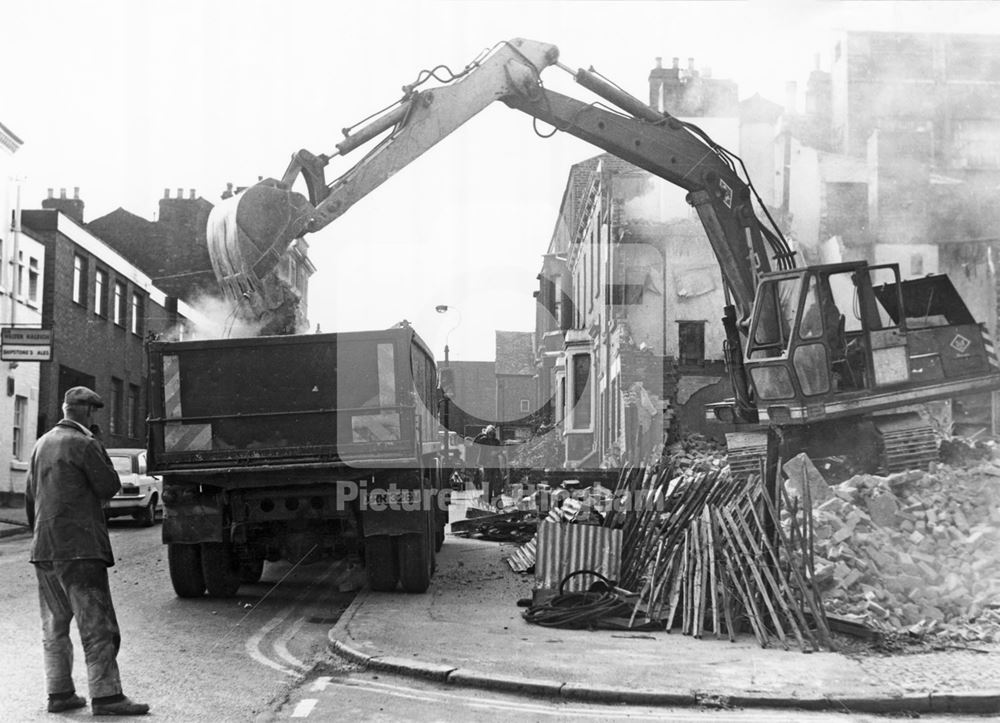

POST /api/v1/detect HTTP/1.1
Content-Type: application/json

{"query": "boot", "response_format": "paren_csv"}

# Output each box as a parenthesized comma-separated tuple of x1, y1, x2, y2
(92, 696, 150, 716)
(47, 693, 87, 712)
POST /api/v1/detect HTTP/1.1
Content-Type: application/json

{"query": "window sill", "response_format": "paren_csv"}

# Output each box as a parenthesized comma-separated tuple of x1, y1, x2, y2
(10, 461, 28, 472)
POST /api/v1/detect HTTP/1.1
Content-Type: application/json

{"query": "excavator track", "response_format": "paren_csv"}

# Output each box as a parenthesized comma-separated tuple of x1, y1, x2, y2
(875, 414, 939, 474)
(725, 431, 768, 480)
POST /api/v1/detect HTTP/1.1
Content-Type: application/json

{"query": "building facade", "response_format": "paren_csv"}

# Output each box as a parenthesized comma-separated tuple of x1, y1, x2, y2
(21, 208, 205, 455)
(535, 58, 740, 468)
(0, 120, 45, 501)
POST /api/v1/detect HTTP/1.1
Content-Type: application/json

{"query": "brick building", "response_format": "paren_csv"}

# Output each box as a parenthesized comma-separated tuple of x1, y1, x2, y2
(20, 207, 205, 451)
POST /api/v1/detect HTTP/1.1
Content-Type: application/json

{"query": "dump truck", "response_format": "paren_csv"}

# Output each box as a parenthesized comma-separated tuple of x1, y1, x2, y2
(147, 327, 447, 596)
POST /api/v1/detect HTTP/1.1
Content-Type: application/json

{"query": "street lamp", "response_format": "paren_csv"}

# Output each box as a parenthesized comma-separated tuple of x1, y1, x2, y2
(435, 305, 461, 466)
(434, 304, 462, 363)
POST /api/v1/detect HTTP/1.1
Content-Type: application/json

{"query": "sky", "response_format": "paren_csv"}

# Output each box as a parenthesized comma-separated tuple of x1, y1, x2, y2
(4, 0, 1000, 361)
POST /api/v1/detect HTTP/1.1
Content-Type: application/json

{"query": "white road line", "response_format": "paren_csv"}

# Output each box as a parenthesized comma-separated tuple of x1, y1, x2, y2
(309, 676, 332, 692)
(274, 615, 309, 671)
(247, 560, 345, 675)
(290, 699, 318, 718)
(247, 611, 301, 677)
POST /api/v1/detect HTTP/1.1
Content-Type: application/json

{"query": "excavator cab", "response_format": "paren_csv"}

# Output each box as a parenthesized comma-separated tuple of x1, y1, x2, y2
(743, 259, 998, 427)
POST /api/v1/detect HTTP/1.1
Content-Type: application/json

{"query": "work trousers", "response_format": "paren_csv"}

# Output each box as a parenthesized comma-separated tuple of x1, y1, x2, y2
(34, 559, 123, 699)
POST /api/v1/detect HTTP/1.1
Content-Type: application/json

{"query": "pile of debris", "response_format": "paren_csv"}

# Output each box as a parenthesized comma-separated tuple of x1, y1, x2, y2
(785, 452, 1000, 643)
(610, 460, 831, 650)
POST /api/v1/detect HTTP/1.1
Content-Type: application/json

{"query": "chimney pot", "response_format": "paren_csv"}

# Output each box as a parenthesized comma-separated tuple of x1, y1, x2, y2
(60, 188, 67, 199)
(47, 188, 53, 199)
(163, 188, 170, 199)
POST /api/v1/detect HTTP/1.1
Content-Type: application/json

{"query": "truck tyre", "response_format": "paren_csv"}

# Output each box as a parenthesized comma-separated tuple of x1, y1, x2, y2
(201, 542, 242, 597)
(365, 535, 398, 592)
(239, 556, 265, 584)
(397, 532, 431, 593)
(168, 543, 206, 598)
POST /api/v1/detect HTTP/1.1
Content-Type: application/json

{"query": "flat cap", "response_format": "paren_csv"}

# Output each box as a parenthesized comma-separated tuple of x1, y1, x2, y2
(64, 386, 104, 408)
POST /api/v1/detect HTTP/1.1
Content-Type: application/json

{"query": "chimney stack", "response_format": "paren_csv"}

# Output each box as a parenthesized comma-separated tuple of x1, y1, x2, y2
(163, 188, 170, 199)
(189, 188, 196, 199)
(41, 186, 85, 223)
(655, 56, 662, 69)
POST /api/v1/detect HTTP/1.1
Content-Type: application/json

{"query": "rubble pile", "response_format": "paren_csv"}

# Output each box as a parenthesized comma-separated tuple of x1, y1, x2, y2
(790, 456, 1000, 642)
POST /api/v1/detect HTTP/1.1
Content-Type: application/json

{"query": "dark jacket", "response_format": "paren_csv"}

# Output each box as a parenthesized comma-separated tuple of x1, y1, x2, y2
(25, 420, 121, 565)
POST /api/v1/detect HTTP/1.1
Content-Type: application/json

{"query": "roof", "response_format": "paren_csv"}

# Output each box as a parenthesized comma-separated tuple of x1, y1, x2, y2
(0, 120, 23, 153)
(495, 331, 534, 376)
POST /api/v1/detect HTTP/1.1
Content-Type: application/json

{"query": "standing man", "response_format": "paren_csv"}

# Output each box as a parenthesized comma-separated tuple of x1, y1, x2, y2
(25, 386, 149, 716)
(472, 425, 503, 507)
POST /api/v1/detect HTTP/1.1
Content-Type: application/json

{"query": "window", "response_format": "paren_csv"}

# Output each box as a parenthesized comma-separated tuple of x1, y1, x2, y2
(109, 378, 123, 435)
(131, 293, 144, 335)
(519, 398, 530, 413)
(72, 255, 87, 306)
(607, 284, 644, 305)
(28, 257, 39, 303)
(113, 281, 125, 326)
(571, 353, 592, 430)
(12, 395, 27, 460)
(127, 384, 140, 438)
(94, 269, 108, 317)
(15, 251, 24, 297)
(678, 321, 706, 365)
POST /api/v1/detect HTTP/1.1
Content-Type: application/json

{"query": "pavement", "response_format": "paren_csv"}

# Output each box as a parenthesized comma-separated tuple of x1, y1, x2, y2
(0, 499, 30, 539)
(328, 492, 1000, 716)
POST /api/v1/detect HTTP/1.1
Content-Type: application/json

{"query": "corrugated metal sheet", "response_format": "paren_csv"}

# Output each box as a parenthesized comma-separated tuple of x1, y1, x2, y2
(505, 536, 537, 573)
(535, 521, 622, 593)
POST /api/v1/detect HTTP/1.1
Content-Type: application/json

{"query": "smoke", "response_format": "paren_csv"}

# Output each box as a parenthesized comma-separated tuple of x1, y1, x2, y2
(179, 292, 270, 340)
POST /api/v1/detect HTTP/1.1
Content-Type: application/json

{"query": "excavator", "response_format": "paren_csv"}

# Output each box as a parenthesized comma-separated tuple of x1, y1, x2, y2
(206, 37, 1000, 478)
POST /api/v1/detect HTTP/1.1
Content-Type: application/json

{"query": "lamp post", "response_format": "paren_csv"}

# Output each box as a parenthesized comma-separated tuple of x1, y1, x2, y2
(435, 305, 461, 464)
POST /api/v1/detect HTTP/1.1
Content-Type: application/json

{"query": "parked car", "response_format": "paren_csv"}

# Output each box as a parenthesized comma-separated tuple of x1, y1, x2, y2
(105, 448, 162, 526)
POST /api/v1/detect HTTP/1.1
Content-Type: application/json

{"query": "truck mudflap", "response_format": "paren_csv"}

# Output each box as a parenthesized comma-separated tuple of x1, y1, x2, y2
(162, 503, 224, 544)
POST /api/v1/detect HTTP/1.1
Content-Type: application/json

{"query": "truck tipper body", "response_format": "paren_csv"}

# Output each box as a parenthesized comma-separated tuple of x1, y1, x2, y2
(146, 327, 447, 596)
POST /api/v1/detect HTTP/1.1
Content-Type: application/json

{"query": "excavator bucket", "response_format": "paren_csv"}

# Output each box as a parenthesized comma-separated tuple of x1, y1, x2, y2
(206, 179, 314, 300)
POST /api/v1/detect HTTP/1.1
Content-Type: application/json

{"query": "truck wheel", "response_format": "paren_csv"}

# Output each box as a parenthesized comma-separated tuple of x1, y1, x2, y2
(201, 542, 242, 597)
(239, 556, 265, 584)
(365, 535, 398, 592)
(397, 532, 431, 594)
(168, 543, 205, 598)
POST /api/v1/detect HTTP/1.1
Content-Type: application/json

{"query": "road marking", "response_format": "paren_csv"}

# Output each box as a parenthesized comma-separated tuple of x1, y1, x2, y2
(246, 612, 302, 677)
(246, 559, 345, 675)
(290, 699, 317, 718)
(309, 676, 332, 692)
(275, 615, 309, 671)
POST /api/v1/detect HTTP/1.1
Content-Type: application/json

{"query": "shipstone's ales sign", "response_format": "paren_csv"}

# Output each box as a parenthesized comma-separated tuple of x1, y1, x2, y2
(1, 327, 53, 361)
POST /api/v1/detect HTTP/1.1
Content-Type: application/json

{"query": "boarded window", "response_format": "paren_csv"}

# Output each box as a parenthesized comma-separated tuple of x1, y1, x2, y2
(678, 321, 706, 365)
